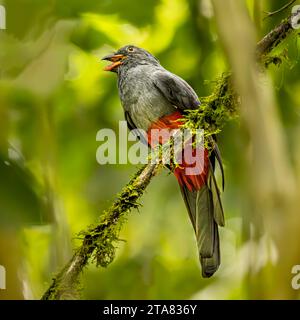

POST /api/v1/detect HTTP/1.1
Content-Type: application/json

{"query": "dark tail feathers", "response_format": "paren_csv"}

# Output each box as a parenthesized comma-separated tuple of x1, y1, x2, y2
(180, 171, 224, 277)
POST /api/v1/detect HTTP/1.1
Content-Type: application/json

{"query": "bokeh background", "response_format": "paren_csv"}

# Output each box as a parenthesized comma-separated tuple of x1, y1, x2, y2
(0, 0, 300, 299)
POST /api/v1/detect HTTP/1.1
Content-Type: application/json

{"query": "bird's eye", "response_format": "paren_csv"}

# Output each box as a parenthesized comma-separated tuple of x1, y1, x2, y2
(127, 47, 134, 53)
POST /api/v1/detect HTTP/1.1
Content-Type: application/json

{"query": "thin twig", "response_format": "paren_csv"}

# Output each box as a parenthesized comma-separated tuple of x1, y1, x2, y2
(263, 0, 296, 20)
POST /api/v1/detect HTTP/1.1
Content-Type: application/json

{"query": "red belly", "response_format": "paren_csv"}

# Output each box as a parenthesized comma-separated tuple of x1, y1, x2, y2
(147, 111, 209, 192)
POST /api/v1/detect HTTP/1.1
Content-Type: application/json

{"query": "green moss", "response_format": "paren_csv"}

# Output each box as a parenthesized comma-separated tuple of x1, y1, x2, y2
(79, 165, 148, 268)
(261, 48, 290, 68)
(183, 73, 238, 150)
(42, 165, 151, 300)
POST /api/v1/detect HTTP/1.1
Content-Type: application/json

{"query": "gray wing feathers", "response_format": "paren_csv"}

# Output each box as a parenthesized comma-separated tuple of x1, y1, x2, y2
(153, 70, 201, 110)
(213, 143, 225, 191)
(196, 186, 214, 258)
(124, 111, 148, 145)
(208, 169, 225, 227)
(124, 111, 137, 131)
(180, 186, 197, 233)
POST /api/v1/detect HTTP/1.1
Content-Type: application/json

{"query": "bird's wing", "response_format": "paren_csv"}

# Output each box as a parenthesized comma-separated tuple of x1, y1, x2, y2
(153, 70, 201, 110)
(124, 111, 148, 145)
(124, 110, 137, 131)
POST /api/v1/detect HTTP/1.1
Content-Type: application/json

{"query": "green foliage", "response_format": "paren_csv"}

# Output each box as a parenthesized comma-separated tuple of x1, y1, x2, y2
(0, 154, 42, 227)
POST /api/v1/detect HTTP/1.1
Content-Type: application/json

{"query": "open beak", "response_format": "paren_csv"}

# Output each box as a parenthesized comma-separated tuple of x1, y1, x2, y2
(101, 53, 126, 71)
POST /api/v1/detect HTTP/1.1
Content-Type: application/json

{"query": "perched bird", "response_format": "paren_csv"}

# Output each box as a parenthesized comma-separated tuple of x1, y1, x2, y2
(102, 45, 224, 277)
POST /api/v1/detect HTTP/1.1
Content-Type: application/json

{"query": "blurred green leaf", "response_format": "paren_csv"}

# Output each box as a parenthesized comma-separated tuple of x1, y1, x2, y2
(0, 155, 43, 228)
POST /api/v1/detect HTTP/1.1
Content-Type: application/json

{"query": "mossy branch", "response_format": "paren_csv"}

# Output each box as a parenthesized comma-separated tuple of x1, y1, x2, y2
(42, 13, 298, 300)
(42, 163, 160, 300)
(257, 11, 297, 56)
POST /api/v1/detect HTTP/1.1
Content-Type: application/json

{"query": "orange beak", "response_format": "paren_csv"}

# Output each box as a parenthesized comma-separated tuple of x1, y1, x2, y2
(101, 54, 126, 71)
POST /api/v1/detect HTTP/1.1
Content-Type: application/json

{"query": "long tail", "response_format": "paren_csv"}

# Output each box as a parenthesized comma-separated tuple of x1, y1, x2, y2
(174, 144, 224, 277)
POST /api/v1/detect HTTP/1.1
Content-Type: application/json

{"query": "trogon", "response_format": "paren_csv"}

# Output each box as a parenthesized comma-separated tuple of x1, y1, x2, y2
(102, 45, 224, 277)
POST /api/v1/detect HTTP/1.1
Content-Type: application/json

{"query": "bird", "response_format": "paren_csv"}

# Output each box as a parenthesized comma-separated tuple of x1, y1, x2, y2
(102, 45, 224, 277)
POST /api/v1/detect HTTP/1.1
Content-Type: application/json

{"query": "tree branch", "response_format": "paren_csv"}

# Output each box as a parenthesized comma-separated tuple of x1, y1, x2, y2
(42, 12, 298, 300)
(257, 12, 297, 56)
(42, 163, 160, 300)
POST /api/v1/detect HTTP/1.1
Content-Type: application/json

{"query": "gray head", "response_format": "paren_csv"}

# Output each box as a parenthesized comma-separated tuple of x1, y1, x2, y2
(102, 45, 160, 74)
